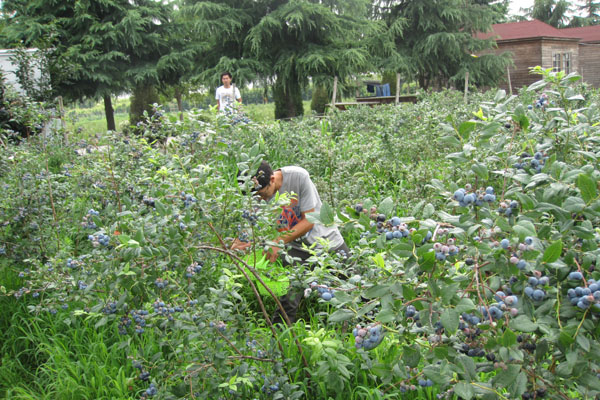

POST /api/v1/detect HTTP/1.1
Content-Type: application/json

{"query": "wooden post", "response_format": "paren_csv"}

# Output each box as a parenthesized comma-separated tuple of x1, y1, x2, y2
(506, 66, 512, 95)
(331, 76, 338, 106)
(58, 96, 68, 145)
(395, 73, 401, 105)
(464, 71, 469, 103)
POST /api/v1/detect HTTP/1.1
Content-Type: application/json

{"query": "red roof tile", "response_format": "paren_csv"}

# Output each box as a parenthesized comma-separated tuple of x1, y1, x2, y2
(477, 19, 580, 41)
(561, 25, 600, 43)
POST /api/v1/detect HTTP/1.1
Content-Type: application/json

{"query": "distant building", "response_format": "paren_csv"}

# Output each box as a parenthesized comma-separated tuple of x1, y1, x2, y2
(477, 20, 600, 92)
(0, 48, 41, 95)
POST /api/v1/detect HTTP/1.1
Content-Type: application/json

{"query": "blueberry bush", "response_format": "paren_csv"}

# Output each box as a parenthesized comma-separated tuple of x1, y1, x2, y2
(2, 68, 600, 399)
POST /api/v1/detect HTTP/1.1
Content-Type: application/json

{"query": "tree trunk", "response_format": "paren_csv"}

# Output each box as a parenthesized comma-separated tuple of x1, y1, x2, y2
(274, 74, 304, 119)
(175, 87, 184, 122)
(104, 94, 116, 131)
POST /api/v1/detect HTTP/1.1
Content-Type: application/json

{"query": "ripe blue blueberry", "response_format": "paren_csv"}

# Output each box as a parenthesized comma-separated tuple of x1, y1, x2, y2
(568, 271, 583, 280)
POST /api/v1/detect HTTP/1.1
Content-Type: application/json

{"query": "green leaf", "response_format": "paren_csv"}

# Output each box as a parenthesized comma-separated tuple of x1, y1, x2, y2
(509, 315, 537, 332)
(319, 203, 334, 225)
(458, 121, 476, 140)
(378, 197, 394, 216)
(493, 364, 520, 387)
(502, 328, 517, 347)
(155, 200, 168, 216)
(458, 355, 476, 380)
(440, 308, 459, 334)
(328, 309, 354, 322)
(562, 196, 585, 212)
(576, 333, 590, 353)
(454, 382, 473, 400)
(471, 162, 489, 180)
(509, 372, 527, 398)
(95, 316, 108, 329)
(543, 240, 563, 263)
(375, 309, 396, 323)
(422, 203, 435, 218)
(577, 173, 597, 204)
(401, 345, 421, 368)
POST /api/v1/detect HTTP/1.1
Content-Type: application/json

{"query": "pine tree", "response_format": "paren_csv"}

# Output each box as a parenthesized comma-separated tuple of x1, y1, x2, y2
(1, 0, 175, 131)
(374, 0, 512, 90)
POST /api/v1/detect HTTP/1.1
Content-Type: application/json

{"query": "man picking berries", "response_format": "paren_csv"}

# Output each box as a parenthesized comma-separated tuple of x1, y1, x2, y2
(215, 72, 242, 112)
(233, 161, 350, 324)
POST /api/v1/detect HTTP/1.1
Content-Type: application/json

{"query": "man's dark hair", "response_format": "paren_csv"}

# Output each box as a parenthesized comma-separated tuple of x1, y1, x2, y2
(253, 161, 272, 190)
(221, 72, 232, 79)
(237, 160, 272, 193)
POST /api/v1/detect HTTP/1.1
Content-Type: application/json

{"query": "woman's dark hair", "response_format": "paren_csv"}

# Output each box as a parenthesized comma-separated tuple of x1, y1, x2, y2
(220, 72, 233, 79)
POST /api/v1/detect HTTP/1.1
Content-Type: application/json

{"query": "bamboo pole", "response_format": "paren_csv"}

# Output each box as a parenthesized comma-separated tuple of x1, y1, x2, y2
(331, 76, 338, 106)
(395, 73, 401, 104)
(506, 66, 512, 95)
(464, 71, 469, 103)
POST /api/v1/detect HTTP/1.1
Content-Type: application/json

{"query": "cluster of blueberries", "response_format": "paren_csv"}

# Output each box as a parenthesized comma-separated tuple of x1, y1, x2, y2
(567, 275, 600, 311)
(497, 199, 519, 218)
(513, 151, 547, 174)
(453, 185, 496, 208)
(141, 383, 157, 398)
(154, 278, 168, 289)
(185, 261, 203, 278)
(102, 301, 118, 315)
(241, 210, 258, 226)
(433, 237, 460, 261)
(152, 300, 183, 321)
(78, 280, 88, 290)
(209, 320, 227, 333)
(532, 93, 549, 109)
(142, 196, 156, 208)
(66, 257, 81, 270)
(503, 236, 534, 270)
(118, 315, 131, 335)
(260, 379, 280, 394)
(383, 216, 411, 240)
(492, 290, 520, 318)
(81, 208, 99, 229)
(134, 359, 156, 399)
(246, 339, 267, 358)
(130, 309, 149, 334)
(352, 323, 384, 350)
(88, 233, 110, 247)
(180, 191, 197, 208)
(180, 130, 202, 147)
(524, 274, 550, 302)
(310, 282, 335, 301)
(459, 342, 486, 358)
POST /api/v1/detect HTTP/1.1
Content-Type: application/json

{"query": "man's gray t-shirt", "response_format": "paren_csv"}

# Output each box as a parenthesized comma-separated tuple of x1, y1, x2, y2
(274, 166, 344, 249)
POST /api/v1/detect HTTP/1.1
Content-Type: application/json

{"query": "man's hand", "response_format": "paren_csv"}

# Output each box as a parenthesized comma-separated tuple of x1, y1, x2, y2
(231, 238, 252, 251)
(265, 245, 280, 263)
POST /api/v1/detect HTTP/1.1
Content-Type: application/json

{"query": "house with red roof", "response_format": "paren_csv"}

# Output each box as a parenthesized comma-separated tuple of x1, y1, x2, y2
(478, 20, 600, 91)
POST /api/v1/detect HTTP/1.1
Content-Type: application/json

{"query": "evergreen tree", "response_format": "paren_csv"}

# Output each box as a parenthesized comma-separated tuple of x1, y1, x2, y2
(183, 0, 372, 119)
(246, 0, 371, 118)
(568, 1, 600, 26)
(527, 0, 570, 28)
(375, 0, 512, 90)
(1, 0, 176, 131)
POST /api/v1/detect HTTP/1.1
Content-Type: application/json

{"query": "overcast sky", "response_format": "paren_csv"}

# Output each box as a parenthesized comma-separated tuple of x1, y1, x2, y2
(509, 0, 535, 15)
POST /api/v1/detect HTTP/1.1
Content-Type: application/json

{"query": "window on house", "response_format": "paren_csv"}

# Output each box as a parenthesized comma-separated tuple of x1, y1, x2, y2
(552, 52, 572, 74)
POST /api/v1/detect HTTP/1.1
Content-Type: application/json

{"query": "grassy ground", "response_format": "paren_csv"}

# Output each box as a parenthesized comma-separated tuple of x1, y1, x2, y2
(68, 100, 315, 137)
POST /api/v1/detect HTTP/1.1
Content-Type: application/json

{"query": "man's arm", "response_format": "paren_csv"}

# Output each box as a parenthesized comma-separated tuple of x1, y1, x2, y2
(266, 208, 314, 262)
